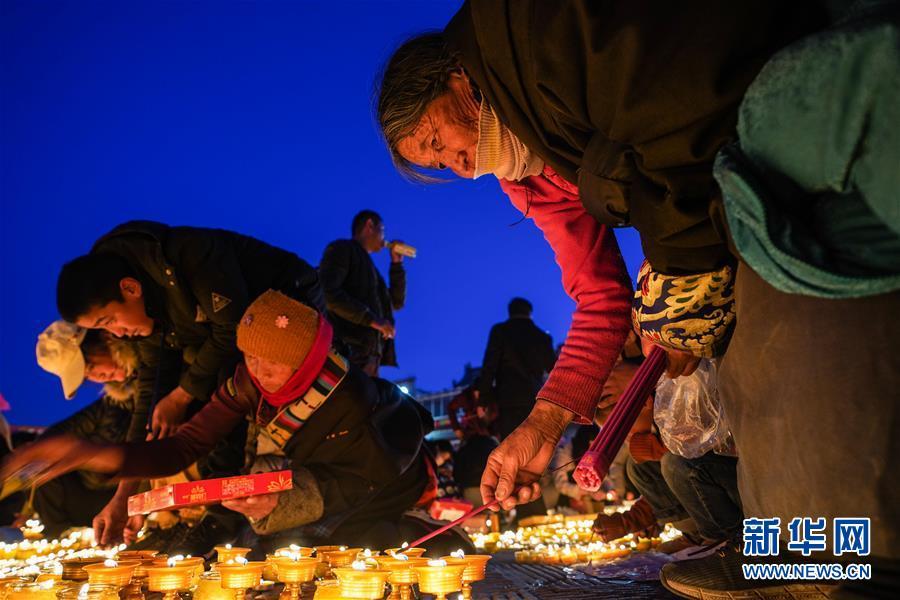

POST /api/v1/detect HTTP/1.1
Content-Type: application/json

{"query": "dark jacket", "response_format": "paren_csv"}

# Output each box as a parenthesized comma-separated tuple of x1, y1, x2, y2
(444, 0, 826, 274)
(477, 317, 556, 407)
(318, 239, 405, 367)
(92, 221, 323, 439)
(120, 363, 433, 536)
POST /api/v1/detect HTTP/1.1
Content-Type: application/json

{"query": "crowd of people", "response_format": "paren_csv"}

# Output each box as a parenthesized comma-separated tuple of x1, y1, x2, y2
(2, 1, 899, 598)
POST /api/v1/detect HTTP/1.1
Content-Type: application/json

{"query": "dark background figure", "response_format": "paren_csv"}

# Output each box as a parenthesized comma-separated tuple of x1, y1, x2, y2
(476, 298, 556, 440)
(476, 297, 555, 524)
(319, 210, 407, 377)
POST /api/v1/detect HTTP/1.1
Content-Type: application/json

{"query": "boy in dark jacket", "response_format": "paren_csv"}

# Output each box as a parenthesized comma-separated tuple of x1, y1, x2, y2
(56, 220, 323, 441)
(7, 291, 436, 552)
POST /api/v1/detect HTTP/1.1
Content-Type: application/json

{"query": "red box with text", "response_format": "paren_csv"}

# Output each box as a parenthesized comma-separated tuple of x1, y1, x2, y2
(127, 470, 293, 516)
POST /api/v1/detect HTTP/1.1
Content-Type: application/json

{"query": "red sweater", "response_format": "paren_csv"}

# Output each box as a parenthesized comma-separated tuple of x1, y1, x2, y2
(498, 167, 632, 422)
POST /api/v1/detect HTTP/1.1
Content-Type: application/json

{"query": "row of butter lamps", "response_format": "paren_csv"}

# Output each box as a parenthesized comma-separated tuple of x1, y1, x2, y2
(47, 544, 490, 600)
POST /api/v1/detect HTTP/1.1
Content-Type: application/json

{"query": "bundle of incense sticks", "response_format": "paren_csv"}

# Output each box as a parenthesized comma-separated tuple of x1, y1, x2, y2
(573, 346, 667, 491)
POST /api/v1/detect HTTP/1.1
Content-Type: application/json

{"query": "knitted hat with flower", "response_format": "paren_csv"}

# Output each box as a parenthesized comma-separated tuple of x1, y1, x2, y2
(236, 290, 321, 368)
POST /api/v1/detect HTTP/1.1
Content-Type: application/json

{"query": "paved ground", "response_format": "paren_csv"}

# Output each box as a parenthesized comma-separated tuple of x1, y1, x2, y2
(469, 553, 679, 600)
(253, 552, 680, 599)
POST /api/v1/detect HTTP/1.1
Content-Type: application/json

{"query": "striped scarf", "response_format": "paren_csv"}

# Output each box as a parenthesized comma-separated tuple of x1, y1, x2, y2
(254, 351, 349, 459)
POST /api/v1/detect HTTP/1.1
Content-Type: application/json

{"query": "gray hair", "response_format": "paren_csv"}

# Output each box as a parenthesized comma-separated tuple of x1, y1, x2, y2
(375, 32, 461, 183)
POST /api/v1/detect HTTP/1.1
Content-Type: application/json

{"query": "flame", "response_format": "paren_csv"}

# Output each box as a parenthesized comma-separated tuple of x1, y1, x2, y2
(451, 549, 465, 559)
(103, 559, 117, 567)
(351, 560, 368, 571)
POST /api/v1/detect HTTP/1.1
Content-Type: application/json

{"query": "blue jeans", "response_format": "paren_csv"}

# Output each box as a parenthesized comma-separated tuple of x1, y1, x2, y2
(660, 452, 743, 542)
(626, 456, 690, 525)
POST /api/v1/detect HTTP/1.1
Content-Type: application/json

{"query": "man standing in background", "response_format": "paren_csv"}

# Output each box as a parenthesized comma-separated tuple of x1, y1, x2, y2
(477, 298, 556, 440)
(319, 210, 407, 376)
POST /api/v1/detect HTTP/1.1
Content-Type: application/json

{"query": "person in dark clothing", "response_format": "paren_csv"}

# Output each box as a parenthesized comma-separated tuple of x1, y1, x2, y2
(319, 210, 407, 377)
(477, 298, 556, 440)
(5, 291, 438, 554)
(477, 298, 555, 523)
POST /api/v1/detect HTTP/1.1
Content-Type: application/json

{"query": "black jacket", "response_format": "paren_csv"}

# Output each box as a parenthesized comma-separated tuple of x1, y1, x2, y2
(444, 0, 826, 274)
(92, 221, 323, 438)
(318, 239, 405, 367)
(477, 317, 556, 407)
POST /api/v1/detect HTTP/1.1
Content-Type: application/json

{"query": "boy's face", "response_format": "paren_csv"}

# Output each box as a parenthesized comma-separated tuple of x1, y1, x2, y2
(75, 277, 155, 338)
(245, 353, 296, 393)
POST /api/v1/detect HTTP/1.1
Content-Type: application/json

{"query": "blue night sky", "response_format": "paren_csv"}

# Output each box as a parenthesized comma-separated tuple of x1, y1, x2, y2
(0, 0, 644, 426)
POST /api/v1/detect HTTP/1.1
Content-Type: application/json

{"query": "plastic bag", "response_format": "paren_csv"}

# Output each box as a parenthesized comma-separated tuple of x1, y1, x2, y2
(653, 358, 736, 458)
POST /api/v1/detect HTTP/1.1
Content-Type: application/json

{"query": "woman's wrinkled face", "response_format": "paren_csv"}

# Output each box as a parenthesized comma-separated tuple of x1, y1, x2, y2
(245, 353, 296, 393)
(84, 350, 128, 383)
(396, 72, 480, 179)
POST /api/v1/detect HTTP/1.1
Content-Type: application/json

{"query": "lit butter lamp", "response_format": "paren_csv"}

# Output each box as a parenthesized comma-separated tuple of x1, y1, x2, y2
(265, 545, 315, 580)
(442, 550, 491, 600)
(412, 559, 466, 600)
(385, 544, 426, 558)
(272, 554, 319, 600)
(83, 559, 140, 590)
(216, 557, 265, 600)
(214, 544, 251, 564)
(375, 553, 428, 600)
(153, 555, 205, 588)
(333, 560, 390, 600)
(146, 558, 196, 600)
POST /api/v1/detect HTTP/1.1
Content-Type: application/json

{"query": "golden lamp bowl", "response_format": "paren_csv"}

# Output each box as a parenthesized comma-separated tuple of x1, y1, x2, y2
(145, 564, 195, 592)
(60, 558, 106, 582)
(319, 548, 363, 569)
(272, 556, 319, 584)
(214, 546, 251, 564)
(443, 554, 491, 582)
(332, 567, 391, 600)
(384, 547, 426, 558)
(274, 545, 315, 558)
(374, 556, 428, 585)
(83, 561, 141, 587)
(412, 564, 466, 597)
(216, 561, 265, 590)
(152, 556, 204, 587)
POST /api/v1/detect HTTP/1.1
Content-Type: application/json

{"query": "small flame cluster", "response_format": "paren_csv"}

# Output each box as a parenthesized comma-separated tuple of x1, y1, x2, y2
(469, 512, 682, 565)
